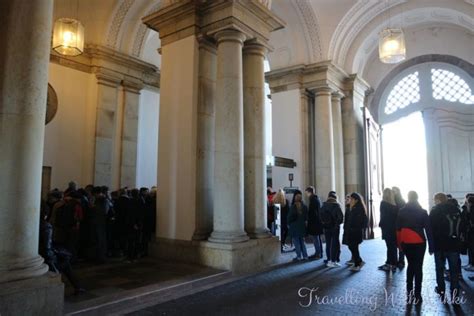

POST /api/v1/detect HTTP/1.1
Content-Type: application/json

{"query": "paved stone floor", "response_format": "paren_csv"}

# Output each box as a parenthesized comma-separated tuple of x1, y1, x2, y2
(64, 258, 225, 313)
(131, 239, 474, 316)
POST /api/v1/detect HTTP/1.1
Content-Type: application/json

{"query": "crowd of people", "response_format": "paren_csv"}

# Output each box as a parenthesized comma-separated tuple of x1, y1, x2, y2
(38, 181, 157, 293)
(266, 186, 474, 306)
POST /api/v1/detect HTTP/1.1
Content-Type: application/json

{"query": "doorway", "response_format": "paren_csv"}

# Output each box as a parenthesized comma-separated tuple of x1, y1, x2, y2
(382, 111, 429, 209)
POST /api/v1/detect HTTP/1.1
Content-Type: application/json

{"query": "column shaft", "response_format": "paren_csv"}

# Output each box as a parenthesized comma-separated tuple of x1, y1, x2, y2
(0, 0, 53, 283)
(120, 83, 142, 188)
(209, 29, 249, 243)
(331, 93, 345, 199)
(300, 89, 313, 189)
(94, 75, 121, 188)
(193, 37, 216, 240)
(243, 42, 270, 239)
(314, 88, 335, 197)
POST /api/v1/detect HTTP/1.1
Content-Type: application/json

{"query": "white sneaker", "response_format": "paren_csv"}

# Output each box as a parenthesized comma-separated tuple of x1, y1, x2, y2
(333, 262, 341, 267)
(326, 261, 336, 268)
(350, 265, 361, 272)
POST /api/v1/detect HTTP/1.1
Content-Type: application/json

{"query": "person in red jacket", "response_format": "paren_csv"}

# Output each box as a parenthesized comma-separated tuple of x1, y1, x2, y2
(396, 191, 434, 304)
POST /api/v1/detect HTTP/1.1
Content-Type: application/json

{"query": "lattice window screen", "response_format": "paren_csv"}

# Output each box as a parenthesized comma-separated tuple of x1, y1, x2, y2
(385, 72, 421, 115)
(431, 69, 474, 104)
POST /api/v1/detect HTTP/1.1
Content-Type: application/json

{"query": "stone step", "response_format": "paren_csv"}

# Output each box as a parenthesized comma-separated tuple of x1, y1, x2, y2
(65, 269, 233, 316)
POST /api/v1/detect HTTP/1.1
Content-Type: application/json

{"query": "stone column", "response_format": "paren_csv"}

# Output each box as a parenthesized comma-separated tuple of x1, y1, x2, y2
(300, 89, 313, 189)
(342, 75, 369, 196)
(0, 0, 52, 283)
(120, 80, 142, 188)
(94, 73, 121, 188)
(243, 41, 271, 239)
(313, 87, 335, 197)
(209, 29, 249, 243)
(331, 92, 345, 199)
(193, 36, 217, 240)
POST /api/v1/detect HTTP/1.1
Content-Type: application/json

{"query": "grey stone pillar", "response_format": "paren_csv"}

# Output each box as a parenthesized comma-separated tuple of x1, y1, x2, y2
(0, 0, 53, 283)
(193, 36, 216, 240)
(209, 29, 249, 243)
(243, 41, 271, 239)
(332, 92, 345, 199)
(120, 80, 142, 188)
(300, 89, 313, 189)
(314, 87, 335, 197)
(94, 73, 121, 188)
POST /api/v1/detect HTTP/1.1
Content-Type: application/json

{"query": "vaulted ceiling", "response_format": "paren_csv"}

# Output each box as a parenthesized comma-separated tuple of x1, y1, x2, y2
(53, 0, 473, 89)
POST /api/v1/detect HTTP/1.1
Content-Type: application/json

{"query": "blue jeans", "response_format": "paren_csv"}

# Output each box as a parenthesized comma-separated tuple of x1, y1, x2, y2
(310, 234, 322, 257)
(324, 228, 340, 262)
(434, 251, 460, 294)
(292, 237, 308, 259)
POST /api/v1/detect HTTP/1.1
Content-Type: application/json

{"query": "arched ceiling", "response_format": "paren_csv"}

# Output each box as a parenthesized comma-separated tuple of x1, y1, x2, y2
(53, 0, 473, 77)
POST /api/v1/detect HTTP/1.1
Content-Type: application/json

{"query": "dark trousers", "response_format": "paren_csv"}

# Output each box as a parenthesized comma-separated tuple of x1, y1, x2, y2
(348, 242, 362, 266)
(403, 243, 426, 297)
(434, 251, 461, 294)
(126, 230, 139, 260)
(384, 234, 398, 266)
(399, 249, 406, 264)
(281, 225, 288, 247)
(468, 238, 474, 265)
(324, 228, 340, 262)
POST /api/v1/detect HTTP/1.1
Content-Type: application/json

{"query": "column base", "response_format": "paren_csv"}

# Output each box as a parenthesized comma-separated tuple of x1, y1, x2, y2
(247, 228, 272, 239)
(0, 272, 64, 316)
(150, 237, 281, 274)
(208, 230, 249, 244)
(192, 230, 211, 241)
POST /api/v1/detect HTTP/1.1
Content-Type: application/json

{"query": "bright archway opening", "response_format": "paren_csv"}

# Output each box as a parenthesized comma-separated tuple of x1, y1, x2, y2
(382, 112, 429, 209)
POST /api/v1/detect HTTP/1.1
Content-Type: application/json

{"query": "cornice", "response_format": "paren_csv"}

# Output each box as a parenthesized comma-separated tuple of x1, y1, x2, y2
(143, 0, 285, 47)
(265, 61, 351, 94)
(49, 44, 160, 89)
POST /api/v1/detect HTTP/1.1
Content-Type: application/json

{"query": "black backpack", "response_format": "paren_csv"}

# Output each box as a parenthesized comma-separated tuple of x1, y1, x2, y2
(320, 206, 334, 228)
(56, 201, 76, 229)
(442, 208, 462, 240)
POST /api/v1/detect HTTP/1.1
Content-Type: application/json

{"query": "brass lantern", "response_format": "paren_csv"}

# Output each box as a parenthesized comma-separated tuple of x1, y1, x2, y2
(52, 18, 84, 56)
(379, 28, 406, 64)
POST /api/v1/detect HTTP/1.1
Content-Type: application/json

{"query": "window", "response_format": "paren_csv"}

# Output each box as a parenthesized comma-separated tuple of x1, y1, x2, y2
(382, 64, 474, 118)
(385, 71, 420, 115)
(431, 69, 474, 104)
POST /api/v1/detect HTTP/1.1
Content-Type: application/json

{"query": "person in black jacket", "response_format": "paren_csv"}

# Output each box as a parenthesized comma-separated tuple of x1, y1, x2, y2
(305, 186, 323, 259)
(288, 190, 309, 261)
(379, 188, 399, 271)
(397, 191, 434, 304)
(393, 186, 406, 268)
(430, 193, 464, 303)
(342, 192, 368, 271)
(462, 195, 474, 275)
(321, 192, 344, 267)
(39, 211, 84, 294)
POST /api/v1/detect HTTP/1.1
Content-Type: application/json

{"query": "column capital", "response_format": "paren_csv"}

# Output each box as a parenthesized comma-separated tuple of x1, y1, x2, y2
(96, 70, 122, 88)
(243, 39, 269, 57)
(197, 34, 217, 53)
(331, 91, 345, 100)
(214, 29, 247, 45)
(122, 78, 144, 94)
(314, 86, 333, 97)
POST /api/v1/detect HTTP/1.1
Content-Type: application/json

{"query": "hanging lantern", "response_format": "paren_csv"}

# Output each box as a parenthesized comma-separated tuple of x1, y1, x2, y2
(52, 18, 84, 56)
(379, 28, 406, 64)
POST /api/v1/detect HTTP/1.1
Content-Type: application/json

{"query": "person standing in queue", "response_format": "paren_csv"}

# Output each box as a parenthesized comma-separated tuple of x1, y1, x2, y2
(396, 191, 434, 304)
(320, 192, 344, 268)
(342, 193, 368, 272)
(288, 190, 309, 261)
(305, 187, 323, 260)
(379, 188, 399, 272)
